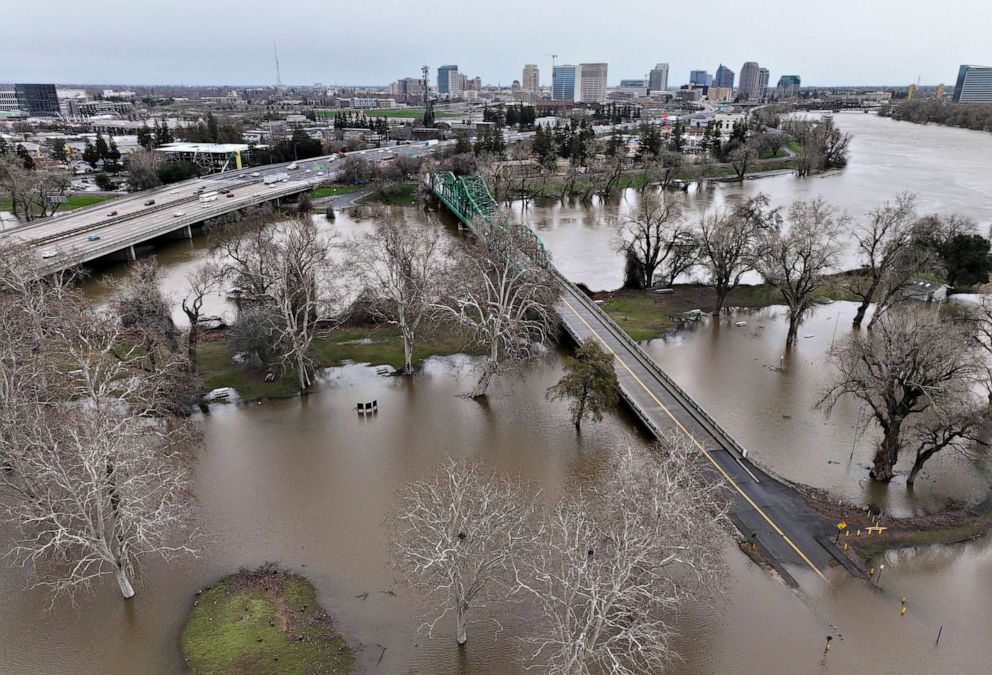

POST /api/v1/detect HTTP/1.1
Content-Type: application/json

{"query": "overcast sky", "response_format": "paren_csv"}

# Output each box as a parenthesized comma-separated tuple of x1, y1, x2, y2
(4, 0, 990, 87)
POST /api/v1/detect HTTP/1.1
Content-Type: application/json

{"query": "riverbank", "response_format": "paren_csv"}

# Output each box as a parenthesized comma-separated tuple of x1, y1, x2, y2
(795, 482, 992, 563)
(197, 322, 477, 402)
(596, 281, 857, 340)
(180, 566, 354, 674)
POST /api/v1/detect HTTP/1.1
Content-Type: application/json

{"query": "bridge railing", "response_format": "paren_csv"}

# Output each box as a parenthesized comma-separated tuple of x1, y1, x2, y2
(549, 265, 751, 460)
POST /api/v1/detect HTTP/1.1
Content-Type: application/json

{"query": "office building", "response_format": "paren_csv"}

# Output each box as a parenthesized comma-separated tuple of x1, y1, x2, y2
(690, 70, 712, 87)
(0, 90, 19, 113)
(738, 61, 761, 100)
(714, 64, 735, 89)
(552, 64, 579, 101)
(437, 65, 459, 95)
(522, 64, 540, 92)
(648, 63, 669, 92)
(390, 77, 425, 104)
(579, 63, 608, 103)
(952, 65, 992, 102)
(776, 75, 802, 99)
(619, 79, 646, 88)
(14, 83, 60, 116)
(756, 68, 770, 101)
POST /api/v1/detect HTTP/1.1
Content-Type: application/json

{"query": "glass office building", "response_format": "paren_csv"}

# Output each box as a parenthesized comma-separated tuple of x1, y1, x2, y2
(952, 65, 992, 103)
(552, 65, 578, 102)
(14, 84, 60, 116)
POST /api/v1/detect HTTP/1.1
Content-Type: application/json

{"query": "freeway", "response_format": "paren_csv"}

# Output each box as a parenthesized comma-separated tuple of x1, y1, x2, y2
(5, 139, 458, 273)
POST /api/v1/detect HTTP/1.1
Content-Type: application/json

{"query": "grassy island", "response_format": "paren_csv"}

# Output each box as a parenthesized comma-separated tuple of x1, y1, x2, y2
(181, 567, 354, 674)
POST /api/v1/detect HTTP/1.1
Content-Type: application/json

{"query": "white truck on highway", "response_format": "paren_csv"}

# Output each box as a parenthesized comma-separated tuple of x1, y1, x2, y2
(264, 172, 289, 186)
(198, 191, 219, 203)
(423, 140, 439, 147)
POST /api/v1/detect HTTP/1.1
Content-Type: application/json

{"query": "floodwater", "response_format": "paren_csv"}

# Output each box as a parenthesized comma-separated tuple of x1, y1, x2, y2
(3, 113, 992, 673)
(515, 112, 992, 291)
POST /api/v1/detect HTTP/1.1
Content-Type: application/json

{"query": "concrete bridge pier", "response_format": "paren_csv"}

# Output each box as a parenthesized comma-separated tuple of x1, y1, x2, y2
(126, 245, 137, 261)
(164, 224, 194, 240)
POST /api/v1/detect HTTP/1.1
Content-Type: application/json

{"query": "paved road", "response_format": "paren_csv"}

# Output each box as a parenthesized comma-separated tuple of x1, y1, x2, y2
(554, 276, 858, 586)
(4, 140, 461, 271)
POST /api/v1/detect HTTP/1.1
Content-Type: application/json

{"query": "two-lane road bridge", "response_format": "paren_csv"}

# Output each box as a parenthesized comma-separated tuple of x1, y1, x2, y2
(429, 171, 862, 586)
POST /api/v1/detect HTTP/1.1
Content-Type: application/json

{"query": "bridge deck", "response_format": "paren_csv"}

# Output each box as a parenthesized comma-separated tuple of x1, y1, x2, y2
(555, 280, 841, 582)
(429, 172, 858, 585)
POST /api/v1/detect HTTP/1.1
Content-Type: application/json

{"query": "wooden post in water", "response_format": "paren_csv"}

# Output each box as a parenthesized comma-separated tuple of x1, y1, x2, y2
(936, 625, 943, 646)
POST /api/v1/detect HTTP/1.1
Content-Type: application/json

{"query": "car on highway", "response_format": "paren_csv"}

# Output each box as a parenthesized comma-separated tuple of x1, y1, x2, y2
(107, 210, 118, 216)
(87, 235, 101, 241)
(305, 169, 311, 173)
(287, 163, 299, 170)
(173, 210, 186, 217)
(169, 189, 180, 194)
(317, 171, 325, 176)
(40, 250, 57, 259)
(144, 199, 155, 206)
(251, 172, 261, 177)
(226, 193, 235, 198)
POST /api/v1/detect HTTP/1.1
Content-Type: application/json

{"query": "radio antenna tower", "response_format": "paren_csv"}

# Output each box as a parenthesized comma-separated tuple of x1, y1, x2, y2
(273, 40, 284, 91)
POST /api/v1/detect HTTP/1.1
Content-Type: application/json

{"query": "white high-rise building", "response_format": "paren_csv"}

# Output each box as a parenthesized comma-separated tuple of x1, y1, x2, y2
(579, 63, 608, 103)
(648, 63, 669, 92)
(739, 61, 761, 100)
(522, 64, 540, 92)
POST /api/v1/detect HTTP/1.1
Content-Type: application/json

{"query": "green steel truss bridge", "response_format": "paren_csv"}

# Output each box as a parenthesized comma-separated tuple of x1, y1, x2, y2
(428, 171, 549, 269)
(428, 172, 859, 587)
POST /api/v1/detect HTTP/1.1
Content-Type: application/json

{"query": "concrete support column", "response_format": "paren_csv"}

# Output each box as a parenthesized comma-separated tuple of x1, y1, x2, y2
(183, 224, 193, 239)
(126, 245, 137, 261)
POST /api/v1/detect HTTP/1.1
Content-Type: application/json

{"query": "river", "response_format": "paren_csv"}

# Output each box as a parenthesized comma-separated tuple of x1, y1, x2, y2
(3, 113, 992, 673)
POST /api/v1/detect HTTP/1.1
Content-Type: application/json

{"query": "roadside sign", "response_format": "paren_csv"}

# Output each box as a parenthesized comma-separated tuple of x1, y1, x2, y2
(836, 521, 847, 530)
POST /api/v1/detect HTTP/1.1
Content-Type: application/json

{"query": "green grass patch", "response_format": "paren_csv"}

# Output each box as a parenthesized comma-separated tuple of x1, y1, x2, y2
(309, 185, 363, 199)
(197, 324, 479, 402)
(786, 140, 803, 154)
(600, 280, 858, 341)
(364, 183, 418, 206)
(0, 194, 113, 215)
(181, 567, 353, 675)
(854, 515, 992, 560)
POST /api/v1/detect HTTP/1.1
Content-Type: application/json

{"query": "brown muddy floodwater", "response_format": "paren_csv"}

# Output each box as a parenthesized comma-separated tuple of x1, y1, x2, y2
(3, 113, 992, 673)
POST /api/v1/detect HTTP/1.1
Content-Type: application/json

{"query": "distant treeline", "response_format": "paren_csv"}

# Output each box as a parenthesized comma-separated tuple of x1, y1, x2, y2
(881, 99, 992, 133)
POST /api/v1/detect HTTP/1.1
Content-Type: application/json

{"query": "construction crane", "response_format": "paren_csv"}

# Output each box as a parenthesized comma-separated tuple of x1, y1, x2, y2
(273, 40, 284, 91)
(543, 53, 559, 70)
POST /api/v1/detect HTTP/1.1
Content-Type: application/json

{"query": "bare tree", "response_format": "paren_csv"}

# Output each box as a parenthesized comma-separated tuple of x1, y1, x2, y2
(847, 193, 930, 328)
(346, 209, 449, 375)
(727, 138, 759, 181)
(264, 217, 343, 393)
(392, 459, 537, 646)
(0, 155, 70, 222)
(617, 192, 696, 289)
(107, 257, 178, 366)
(698, 194, 780, 316)
(180, 263, 219, 374)
(0, 272, 199, 601)
(436, 229, 558, 398)
(756, 198, 846, 346)
(819, 309, 985, 483)
(125, 149, 162, 191)
(515, 434, 729, 675)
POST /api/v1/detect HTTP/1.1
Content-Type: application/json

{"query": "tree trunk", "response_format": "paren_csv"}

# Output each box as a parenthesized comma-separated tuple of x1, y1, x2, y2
(470, 360, 496, 399)
(401, 326, 414, 376)
(785, 311, 800, 346)
(573, 388, 587, 430)
(186, 324, 199, 374)
(456, 601, 468, 646)
(116, 566, 135, 599)
(851, 299, 870, 328)
(870, 419, 903, 482)
(908, 447, 938, 487)
(712, 284, 729, 317)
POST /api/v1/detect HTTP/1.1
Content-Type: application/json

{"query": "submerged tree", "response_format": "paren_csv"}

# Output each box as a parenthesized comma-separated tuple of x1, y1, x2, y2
(847, 193, 932, 328)
(757, 198, 845, 346)
(515, 434, 729, 674)
(437, 228, 558, 398)
(547, 338, 619, 430)
(617, 192, 697, 289)
(392, 459, 537, 646)
(347, 209, 450, 375)
(0, 258, 199, 601)
(819, 309, 985, 483)
(698, 194, 780, 316)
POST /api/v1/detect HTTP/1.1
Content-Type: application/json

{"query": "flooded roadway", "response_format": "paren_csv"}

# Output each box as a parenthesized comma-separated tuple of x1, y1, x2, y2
(2, 113, 992, 673)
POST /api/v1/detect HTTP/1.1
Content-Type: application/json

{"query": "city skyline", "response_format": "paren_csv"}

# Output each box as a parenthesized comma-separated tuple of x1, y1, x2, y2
(3, 0, 990, 87)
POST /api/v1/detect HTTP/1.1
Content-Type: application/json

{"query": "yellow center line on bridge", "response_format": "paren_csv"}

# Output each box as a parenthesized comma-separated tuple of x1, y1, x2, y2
(560, 296, 827, 580)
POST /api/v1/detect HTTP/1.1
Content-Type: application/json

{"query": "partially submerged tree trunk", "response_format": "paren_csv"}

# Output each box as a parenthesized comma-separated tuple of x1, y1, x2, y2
(870, 418, 903, 482)
(116, 566, 135, 599)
